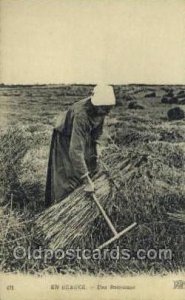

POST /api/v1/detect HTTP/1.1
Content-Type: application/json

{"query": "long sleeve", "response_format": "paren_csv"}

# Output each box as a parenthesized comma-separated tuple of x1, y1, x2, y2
(97, 119, 104, 138)
(93, 118, 105, 144)
(69, 113, 90, 179)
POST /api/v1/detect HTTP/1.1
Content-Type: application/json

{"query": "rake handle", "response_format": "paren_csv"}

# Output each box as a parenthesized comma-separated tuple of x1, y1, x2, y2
(92, 193, 117, 236)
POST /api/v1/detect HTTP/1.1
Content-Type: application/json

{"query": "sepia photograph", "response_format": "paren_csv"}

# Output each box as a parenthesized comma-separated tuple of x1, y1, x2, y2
(0, 0, 185, 299)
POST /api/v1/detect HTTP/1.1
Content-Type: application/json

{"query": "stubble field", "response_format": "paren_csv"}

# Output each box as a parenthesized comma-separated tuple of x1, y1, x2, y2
(0, 84, 185, 274)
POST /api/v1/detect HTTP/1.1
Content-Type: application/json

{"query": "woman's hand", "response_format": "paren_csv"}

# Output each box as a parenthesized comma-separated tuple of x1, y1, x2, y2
(83, 175, 95, 193)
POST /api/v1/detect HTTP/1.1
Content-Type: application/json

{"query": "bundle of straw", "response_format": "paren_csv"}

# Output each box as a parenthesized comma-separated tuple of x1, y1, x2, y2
(35, 173, 113, 250)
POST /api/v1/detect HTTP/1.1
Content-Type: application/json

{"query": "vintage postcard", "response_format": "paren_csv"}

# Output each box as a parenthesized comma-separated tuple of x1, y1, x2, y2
(0, 0, 185, 299)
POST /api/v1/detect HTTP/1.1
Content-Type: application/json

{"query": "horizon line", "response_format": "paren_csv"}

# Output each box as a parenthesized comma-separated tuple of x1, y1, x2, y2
(0, 83, 185, 86)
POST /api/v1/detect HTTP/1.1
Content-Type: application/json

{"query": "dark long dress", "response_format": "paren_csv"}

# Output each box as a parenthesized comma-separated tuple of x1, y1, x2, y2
(45, 97, 105, 207)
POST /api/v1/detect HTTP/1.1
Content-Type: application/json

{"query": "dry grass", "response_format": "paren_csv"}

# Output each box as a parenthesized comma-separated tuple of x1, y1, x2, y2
(35, 138, 185, 272)
(168, 211, 185, 223)
(0, 205, 33, 272)
(0, 84, 185, 274)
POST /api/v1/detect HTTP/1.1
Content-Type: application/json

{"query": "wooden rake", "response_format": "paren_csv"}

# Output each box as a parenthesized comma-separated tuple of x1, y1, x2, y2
(92, 193, 137, 250)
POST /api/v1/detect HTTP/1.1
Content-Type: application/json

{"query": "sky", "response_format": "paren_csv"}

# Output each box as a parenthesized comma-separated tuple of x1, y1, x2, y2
(0, 0, 185, 84)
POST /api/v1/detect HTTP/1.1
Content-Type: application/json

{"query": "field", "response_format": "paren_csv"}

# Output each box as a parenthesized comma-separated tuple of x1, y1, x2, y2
(0, 84, 185, 275)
